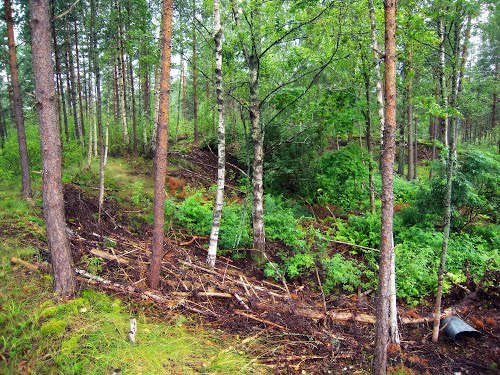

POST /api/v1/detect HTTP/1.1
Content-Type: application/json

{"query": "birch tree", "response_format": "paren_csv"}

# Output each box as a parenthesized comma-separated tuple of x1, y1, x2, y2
(206, 0, 225, 267)
(373, 0, 396, 372)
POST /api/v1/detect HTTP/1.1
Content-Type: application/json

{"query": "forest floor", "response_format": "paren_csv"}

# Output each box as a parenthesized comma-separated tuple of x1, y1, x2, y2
(1, 144, 499, 374)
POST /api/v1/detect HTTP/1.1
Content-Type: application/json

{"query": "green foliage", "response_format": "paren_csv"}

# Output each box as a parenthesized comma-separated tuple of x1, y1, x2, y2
(321, 254, 362, 293)
(316, 144, 369, 212)
(264, 195, 306, 249)
(335, 212, 381, 249)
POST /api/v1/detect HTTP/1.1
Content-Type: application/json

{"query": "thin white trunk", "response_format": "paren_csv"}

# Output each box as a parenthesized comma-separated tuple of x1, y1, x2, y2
(93, 97, 98, 157)
(128, 318, 136, 343)
(104, 99, 110, 166)
(207, 0, 226, 268)
(389, 236, 400, 344)
(368, 0, 385, 142)
(118, 50, 129, 145)
(151, 64, 161, 152)
(439, 16, 449, 147)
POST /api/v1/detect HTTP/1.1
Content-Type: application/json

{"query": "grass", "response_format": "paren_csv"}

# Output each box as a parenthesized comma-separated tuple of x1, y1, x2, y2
(0, 179, 267, 374)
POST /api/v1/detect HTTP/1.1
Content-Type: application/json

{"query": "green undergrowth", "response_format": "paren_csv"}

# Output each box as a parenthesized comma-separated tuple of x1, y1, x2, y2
(0, 184, 266, 375)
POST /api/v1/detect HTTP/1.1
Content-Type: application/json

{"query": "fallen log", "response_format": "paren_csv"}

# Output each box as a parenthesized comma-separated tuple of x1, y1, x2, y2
(89, 248, 129, 265)
(11, 257, 39, 271)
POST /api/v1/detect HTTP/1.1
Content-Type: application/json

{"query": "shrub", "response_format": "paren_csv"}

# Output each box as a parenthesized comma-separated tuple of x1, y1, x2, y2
(321, 254, 362, 293)
(316, 144, 369, 212)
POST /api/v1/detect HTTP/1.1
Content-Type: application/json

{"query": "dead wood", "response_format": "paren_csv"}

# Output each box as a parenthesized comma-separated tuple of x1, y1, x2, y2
(234, 310, 286, 330)
(10, 257, 40, 271)
(89, 248, 129, 265)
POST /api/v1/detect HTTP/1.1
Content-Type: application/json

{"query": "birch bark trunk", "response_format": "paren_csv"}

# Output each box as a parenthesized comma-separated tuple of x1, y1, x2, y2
(373, 0, 396, 371)
(207, 0, 226, 268)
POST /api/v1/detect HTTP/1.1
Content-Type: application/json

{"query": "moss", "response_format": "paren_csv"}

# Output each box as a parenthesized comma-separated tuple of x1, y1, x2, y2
(40, 319, 69, 335)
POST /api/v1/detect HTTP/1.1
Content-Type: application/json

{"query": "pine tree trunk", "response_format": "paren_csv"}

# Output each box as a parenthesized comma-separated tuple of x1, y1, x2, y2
(373, 0, 396, 372)
(74, 21, 86, 138)
(207, 0, 226, 268)
(140, 54, 150, 153)
(406, 48, 414, 180)
(127, 57, 138, 155)
(192, 0, 199, 145)
(5, 0, 32, 200)
(148, 0, 173, 289)
(175, 55, 183, 143)
(116, 0, 129, 146)
(65, 24, 81, 143)
(90, 0, 105, 221)
(30, 0, 75, 297)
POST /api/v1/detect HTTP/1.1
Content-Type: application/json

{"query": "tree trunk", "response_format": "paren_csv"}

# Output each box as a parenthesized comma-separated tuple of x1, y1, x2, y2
(368, 0, 385, 145)
(0, 98, 6, 147)
(74, 21, 86, 138)
(432, 9, 467, 343)
(140, 52, 150, 153)
(151, 63, 161, 152)
(438, 16, 449, 148)
(192, 0, 199, 146)
(207, 0, 226, 268)
(30, 0, 75, 297)
(89, 0, 105, 221)
(406, 48, 414, 180)
(363, 63, 376, 214)
(250, 59, 265, 257)
(373, 0, 396, 372)
(116, 0, 129, 146)
(128, 57, 138, 155)
(65, 23, 81, 143)
(175, 54, 183, 143)
(148, 0, 173, 289)
(5, 0, 32, 200)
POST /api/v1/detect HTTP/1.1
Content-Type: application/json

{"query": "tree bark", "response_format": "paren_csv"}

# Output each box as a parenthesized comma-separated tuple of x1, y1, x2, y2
(362, 62, 376, 214)
(192, 0, 199, 145)
(89, 0, 105, 220)
(5, 0, 32, 200)
(207, 0, 226, 268)
(128, 57, 138, 155)
(116, 0, 129, 146)
(406, 48, 414, 180)
(148, 0, 173, 289)
(438, 16, 449, 148)
(432, 8, 468, 343)
(30, 0, 75, 297)
(65, 23, 81, 143)
(368, 0, 385, 145)
(373, 0, 396, 372)
(74, 21, 86, 138)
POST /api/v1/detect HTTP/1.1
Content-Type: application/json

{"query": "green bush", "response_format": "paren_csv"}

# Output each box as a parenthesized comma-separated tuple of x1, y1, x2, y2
(321, 254, 362, 293)
(316, 144, 369, 212)
(264, 195, 306, 249)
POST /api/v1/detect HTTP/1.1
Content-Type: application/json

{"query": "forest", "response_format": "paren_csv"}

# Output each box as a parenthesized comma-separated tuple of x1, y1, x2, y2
(0, 0, 498, 373)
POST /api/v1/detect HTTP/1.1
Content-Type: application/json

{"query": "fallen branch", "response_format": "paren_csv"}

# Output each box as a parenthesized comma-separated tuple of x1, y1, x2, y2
(89, 248, 129, 265)
(180, 236, 209, 246)
(259, 355, 323, 363)
(234, 310, 286, 330)
(10, 257, 40, 271)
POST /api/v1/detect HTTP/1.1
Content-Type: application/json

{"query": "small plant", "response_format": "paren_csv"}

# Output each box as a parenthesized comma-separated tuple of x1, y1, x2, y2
(321, 254, 362, 294)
